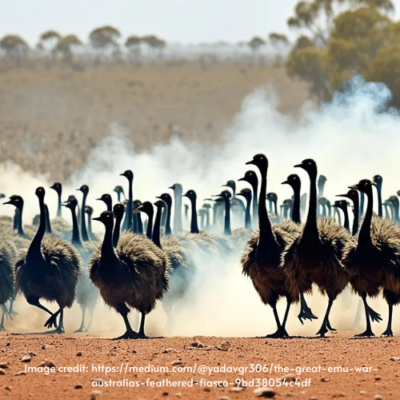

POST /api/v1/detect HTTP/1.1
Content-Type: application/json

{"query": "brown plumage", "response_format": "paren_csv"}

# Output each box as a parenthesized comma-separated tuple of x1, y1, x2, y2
(0, 235, 17, 331)
(342, 179, 400, 337)
(281, 159, 351, 337)
(15, 187, 81, 333)
(89, 211, 170, 339)
(240, 154, 303, 338)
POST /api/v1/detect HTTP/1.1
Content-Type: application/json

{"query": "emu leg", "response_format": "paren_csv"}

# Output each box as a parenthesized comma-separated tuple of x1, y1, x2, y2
(28, 298, 55, 324)
(74, 306, 88, 333)
(355, 294, 375, 337)
(0, 307, 6, 331)
(366, 304, 382, 323)
(268, 299, 292, 338)
(44, 307, 64, 334)
(265, 305, 283, 338)
(57, 308, 65, 333)
(327, 318, 337, 332)
(86, 307, 95, 331)
(8, 297, 18, 318)
(316, 296, 334, 337)
(44, 308, 61, 329)
(298, 293, 318, 324)
(113, 304, 137, 340)
(381, 302, 394, 337)
(138, 312, 147, 339)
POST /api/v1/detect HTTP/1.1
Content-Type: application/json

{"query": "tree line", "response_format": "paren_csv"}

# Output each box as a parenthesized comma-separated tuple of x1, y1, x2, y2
(275, 0, 400, 107)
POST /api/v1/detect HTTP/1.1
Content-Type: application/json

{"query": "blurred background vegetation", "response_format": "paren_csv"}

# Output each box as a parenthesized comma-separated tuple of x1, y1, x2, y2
(0, 1, 399, 180)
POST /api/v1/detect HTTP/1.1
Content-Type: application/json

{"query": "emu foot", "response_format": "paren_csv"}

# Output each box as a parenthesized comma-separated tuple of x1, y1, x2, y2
(74, 327, 88, 333)
(8, 309, 18, 319)
(266, 327, 289, 339)
(367, 306, 382, 323)
(298, 306, 318, 325)
(381, 328, 393, 337)
(43, 327, 65, 335)
(354, 329, 375, 337)
(0, 324, 5, 332)
(316, 323, 329, 338)
(44, 315, 58, 329)
(112, 330, 138, 340)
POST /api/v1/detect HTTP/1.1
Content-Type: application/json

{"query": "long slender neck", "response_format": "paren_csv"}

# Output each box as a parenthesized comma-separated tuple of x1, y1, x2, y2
(273, 199, 278, 216)
(257, 165, 280, 261)
(342, 207, 350, 232)
(17, 205, 25, 236)
(70, 206, 82, 246)
(124, 179, 133, 231)
(352, 197, 359, 236)
(27, 196, 46, 263)
(190, 197, 199, 234)
(81, 192, 89, 241)
(136, 213, 143, 234)
(223, 198, 231, 236)
(57, 190, 62, 217)
(165, 201, 172, 236)
(87, 213, 94, 239)
(152, 207, 163, 248)
(117, 192, 121, 202)
(335, 208, 342, 225)
(106, 199, 112, 212)
(101, 222, 118, 261)
(244, 196, 252, 229)
(113, 216, 122, 248)
(376, 185, 383, 218)
(173, 191, 183, 232)
(359, 192, 365, 218)
(13, 209, 18, 230)
(146, 210, 154, 239)
(205, 209, 210, 228)
(251, 180, 258, 223)
(302, 171, 320, 244)
(292, 186, 301, 224)
(358, 189, 373, 248)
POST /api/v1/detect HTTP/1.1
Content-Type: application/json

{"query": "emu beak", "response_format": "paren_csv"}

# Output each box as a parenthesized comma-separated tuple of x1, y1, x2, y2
(133, 209, 140, 214)
(337, 194, 347, 198)
(348, 185, 358, 190)
(96, 198, 102, 201)
(169, 185, 175, 190)
(238, 177, 245, 182)
(92, 216, 102, 222)
(245, 160, 255, 165)
(294, 164, 303, 168)
(3, 200, 11, 205)
(371, 182, 377, 187)
(281, 180, 289, 185)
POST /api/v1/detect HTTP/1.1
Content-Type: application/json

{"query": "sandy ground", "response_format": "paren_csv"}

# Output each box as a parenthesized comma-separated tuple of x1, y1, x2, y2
(0, 333, 398, 400)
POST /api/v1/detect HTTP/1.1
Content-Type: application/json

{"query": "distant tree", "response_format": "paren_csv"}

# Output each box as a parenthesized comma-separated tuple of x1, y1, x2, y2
(125, 35, 142, 62)
(0, 34, 29, 67)
(89, 25, 121, 54)
(38, 30, 62, 65)
(269, 33, 290, 65)
(55, 34, 82, 63)
(248, 36, 266, 53)
(141, 35, 166, 58)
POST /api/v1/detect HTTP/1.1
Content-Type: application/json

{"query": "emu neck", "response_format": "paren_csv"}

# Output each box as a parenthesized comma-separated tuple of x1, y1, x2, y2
(80, 192, 89, 241)
(145, 210, 154, 240)
(70, 206, 82, 246)
(16, 206, 25, 236)
(292, 186, 301, 224)
(352, 197, 359, 236)
(190, 197, 200, 234)
(205, 209, 210, 229)
(244, 196, 252, 230)
(251, 180, 258, 224)
(301, 171, 320, 246)
(101, 222, 119, 263)
(164, 201, 172, 236)
(359, 192, 365, 219)
(273, 199, 278, 216)
(376, 185, 383, 218)
(105, 199, 112, 212)
(152, 207, 163, 248)
(136, 213, 144, 234)
(257, 165, 280, 261)
(27, 197, 46, 263)
(173, 191, 183, 232)
(113, 216, 123, 248)
(87, 214, 94, 240)
(123, 179, 133, 231)
(223, 198, 231, 236)
(342, 207, 350, 232)
(57, 190, 62, 218)
(358, 189, 373, 249)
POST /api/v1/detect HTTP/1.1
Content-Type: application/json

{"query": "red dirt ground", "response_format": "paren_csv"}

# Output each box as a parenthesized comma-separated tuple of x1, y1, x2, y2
(0, 333, 398, 400)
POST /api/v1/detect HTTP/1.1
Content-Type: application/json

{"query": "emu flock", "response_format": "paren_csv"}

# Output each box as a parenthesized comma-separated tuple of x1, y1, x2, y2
(0, 154, 400, 339)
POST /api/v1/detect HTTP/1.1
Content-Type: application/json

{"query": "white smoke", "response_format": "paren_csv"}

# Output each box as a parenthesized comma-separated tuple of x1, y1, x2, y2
(2, 76, 400, 337)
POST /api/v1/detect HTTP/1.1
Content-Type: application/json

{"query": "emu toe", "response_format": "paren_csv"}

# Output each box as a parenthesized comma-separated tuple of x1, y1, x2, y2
(266, 327, 289, 339)
(354, 329, 375, 337)
(381, 328, 393, 337)
(74, 327, 88, 333)
(44, 315, 58, 329)
(367, 306, 382, 323)
(316, 324, 329, 337)
(112, 330, 138, 340)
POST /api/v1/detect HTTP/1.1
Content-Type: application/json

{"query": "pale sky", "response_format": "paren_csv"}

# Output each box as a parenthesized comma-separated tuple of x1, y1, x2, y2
(1, 0, 400, 46)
